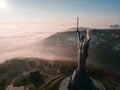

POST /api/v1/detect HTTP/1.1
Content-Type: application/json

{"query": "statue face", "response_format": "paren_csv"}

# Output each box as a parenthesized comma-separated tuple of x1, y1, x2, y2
(80, 35, 85, 41)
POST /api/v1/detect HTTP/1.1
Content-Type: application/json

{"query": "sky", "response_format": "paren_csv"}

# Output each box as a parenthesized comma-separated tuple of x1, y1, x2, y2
(0, 0, 120, 28)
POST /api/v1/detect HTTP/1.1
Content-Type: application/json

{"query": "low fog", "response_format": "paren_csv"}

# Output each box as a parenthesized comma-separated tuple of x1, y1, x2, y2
(0, 23, 68, 63)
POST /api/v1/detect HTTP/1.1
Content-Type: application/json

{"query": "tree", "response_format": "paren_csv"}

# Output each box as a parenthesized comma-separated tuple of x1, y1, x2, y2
(30, 71, 44, 88)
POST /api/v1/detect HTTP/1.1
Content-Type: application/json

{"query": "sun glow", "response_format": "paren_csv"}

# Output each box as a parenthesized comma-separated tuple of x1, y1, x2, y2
(0, 0, 7, 9)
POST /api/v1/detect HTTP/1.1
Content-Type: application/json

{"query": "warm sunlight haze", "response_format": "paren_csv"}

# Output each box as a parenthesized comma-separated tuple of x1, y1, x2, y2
(0, 0, 7, 9)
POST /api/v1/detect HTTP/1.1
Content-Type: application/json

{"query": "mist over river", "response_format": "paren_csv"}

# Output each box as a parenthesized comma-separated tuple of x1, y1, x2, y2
(0, 23, 67, 63)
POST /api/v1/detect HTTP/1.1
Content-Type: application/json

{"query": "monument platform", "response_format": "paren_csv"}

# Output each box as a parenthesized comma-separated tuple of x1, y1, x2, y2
(59, 77, 106, 90)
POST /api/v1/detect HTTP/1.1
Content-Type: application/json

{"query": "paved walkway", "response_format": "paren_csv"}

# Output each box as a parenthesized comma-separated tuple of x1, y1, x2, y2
(6, 85, 29, 90)
(59, 77, 106, 90)
(6, 85, 25, 90)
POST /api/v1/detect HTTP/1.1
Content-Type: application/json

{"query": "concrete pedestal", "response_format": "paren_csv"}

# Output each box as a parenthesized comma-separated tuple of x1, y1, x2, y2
(68, 69, 99, 90)
(59, 77, 106, 90)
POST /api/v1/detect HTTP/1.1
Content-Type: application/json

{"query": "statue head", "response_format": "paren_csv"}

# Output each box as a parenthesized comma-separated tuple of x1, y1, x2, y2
(80, 35, 85, 42)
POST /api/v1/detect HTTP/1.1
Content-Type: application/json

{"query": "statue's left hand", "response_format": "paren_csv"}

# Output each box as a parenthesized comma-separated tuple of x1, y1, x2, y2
(87, 29, 92, 41)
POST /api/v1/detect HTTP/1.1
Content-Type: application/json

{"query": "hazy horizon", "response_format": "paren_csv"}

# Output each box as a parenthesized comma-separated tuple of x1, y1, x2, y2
(0, 0, 120, 29)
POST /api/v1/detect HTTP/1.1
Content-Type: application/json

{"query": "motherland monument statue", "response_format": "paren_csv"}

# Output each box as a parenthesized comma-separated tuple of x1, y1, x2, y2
(68, 17, 99, 90)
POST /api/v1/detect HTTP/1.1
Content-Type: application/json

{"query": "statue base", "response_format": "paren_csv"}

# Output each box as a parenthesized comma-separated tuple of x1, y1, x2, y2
(68, 69, 98, 90)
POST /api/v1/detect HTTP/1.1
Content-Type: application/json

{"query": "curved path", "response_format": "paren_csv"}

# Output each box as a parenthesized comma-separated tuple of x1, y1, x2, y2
(59, 77, 106, 90)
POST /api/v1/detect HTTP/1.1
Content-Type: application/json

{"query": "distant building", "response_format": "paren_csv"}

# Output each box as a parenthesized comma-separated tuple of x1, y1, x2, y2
(115, 34, 120, 38)
(113, 46, 119, 51)
(110, 24, 120, 29)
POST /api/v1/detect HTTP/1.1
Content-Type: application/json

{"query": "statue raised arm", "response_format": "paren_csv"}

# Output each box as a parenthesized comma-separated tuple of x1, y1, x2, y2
(68, 18, 99, 90)
(77, 29, 92, 71)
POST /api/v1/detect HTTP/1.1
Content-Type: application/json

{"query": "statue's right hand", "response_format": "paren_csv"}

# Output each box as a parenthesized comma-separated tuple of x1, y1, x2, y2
(87, 29, 92, 41)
